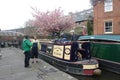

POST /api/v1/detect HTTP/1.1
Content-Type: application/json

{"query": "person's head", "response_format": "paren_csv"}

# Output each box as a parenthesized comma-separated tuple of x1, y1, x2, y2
(70, 30, 74, 35)
(24, 35, 29, 39)
(34, 36, 37, 40)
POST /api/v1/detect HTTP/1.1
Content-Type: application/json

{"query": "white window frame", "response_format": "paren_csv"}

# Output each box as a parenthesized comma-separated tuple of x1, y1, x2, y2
(104, 20, 113, 34)
(104, 0, 113, 12)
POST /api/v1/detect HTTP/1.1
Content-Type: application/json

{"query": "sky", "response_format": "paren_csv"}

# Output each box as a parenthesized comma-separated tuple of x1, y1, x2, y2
(0, 0, 91, 30)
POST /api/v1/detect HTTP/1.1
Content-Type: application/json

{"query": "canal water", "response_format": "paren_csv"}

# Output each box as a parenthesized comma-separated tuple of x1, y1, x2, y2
(70, 69, 120, 80)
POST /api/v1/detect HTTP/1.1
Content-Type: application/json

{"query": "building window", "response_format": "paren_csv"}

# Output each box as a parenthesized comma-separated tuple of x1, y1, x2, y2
(104, 21, 113, 33)
(104, 0, 113, 12)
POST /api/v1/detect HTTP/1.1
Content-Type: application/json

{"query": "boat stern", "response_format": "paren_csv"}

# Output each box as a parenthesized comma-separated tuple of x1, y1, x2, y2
(82, 59, 101, 75)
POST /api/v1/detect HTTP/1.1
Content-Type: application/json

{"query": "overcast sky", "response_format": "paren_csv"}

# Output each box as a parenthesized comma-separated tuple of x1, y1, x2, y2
(0, 0, 91, 30)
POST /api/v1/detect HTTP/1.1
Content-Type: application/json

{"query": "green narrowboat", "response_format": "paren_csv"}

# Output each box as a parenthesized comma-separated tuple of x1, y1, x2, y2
(78, 35, 120, 74)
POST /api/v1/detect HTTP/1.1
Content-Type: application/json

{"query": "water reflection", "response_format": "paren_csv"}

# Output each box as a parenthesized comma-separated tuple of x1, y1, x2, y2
(70, 69, 120, 80)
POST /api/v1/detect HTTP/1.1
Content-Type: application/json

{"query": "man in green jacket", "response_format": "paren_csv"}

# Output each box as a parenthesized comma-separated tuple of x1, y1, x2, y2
(22, 35, 32, 68)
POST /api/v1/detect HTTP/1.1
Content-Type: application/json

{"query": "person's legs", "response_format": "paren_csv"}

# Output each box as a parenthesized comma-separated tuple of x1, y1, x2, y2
(24, 51, 31, 67)
(34, 55, 39, 63)
(34, 47, 39, 63)
(31, 56, 34, 63)
(31, 48, 35, 63)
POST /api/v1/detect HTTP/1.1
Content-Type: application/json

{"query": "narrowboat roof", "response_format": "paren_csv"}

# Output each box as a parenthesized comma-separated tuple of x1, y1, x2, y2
(78, 35, 120, 42)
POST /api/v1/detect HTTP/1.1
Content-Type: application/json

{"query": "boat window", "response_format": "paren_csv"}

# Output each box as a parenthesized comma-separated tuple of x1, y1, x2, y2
(46, 45, 53, 54)
(41, 43, 53, 55)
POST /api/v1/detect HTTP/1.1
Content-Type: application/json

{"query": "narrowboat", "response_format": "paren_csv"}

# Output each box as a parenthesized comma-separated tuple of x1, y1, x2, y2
(78, 35, 120, 74)
(39, 40, 101, 76)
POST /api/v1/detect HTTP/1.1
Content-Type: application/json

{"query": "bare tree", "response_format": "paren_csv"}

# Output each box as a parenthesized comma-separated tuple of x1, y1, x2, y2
(24, 19, 38, 37)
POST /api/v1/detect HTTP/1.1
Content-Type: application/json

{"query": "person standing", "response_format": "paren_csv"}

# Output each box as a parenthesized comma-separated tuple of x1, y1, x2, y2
(22, 35, 32, 68)
(31, 36, 40, 63)
(70, 30, 76, 41)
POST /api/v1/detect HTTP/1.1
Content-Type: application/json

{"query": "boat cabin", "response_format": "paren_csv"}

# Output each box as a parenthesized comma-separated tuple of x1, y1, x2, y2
(40, 40, 91, 62)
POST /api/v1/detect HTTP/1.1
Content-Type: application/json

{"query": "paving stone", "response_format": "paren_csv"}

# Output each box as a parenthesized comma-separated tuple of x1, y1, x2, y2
(0, 48, 77, 80)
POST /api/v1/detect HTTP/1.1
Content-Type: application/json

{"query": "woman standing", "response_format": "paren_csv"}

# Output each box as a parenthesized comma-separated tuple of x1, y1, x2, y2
(31, 36, 40, 63)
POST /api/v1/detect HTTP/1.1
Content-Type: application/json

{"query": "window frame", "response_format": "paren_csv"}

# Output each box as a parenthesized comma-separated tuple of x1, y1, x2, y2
(104, 0, 113, 12)
(104, 20, 113, 34)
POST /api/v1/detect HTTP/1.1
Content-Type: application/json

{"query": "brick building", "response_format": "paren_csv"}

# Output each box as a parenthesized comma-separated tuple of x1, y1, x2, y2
(91, 0, 120, 35)
(70, 8, 93, 35)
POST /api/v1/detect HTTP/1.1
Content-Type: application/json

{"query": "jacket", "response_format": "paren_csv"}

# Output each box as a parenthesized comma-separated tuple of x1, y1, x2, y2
(22, 38, 33, 52)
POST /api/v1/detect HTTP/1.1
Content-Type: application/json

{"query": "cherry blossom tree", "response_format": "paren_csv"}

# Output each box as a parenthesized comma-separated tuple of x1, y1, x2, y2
(32, 8, 75, 38)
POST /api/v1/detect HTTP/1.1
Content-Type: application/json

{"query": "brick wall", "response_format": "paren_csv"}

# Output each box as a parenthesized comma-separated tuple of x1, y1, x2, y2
(93, 0, 120, 35)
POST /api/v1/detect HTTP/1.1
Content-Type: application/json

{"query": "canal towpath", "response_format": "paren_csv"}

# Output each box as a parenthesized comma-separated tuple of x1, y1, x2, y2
(0, 47, 77, 80)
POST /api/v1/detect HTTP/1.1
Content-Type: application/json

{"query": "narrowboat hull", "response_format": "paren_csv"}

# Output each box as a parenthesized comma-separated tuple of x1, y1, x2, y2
(95, 58, 120, 74)
(91, 42, 120, 74)
(39, 42, 101, 76)
(39, 51, 99, 76)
